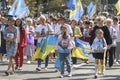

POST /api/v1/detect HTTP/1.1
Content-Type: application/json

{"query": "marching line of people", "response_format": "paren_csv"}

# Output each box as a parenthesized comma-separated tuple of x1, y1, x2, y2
(0, 13, 120, 78)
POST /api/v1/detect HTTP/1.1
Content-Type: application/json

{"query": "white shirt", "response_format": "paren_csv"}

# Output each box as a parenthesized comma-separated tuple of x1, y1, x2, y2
(36, 24, 53, 43)
(53, 23, 61, 35)
(108, 26, 117, 46)
(113, 24, 120, 42)
(65, 24, 73, 35)
(16, 27, 20, 43)
(92, 38, 107, 53)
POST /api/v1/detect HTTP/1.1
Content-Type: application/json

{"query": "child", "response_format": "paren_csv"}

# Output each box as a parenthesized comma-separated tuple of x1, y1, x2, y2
(24, 18, 34, 64)
(91, 29, 107, 78)
(55, 25, 72, 78)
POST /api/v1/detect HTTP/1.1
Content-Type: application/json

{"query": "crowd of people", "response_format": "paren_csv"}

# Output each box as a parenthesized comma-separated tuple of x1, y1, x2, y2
(0, 12, 120, 78)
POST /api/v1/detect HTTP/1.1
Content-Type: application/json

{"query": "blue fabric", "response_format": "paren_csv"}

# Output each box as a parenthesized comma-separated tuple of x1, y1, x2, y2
(55, 55, 61, 68)
(87, 2, 95, 17)
(67, 0, 77, 10)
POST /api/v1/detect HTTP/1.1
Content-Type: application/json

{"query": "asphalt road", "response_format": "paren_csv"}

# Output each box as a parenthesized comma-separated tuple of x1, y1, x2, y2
(0, 59, 120, 80)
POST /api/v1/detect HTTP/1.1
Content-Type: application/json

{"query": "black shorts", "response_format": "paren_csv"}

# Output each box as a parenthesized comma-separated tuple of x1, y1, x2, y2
(34, 39, 38, 46)
(92, 53, 104, 59)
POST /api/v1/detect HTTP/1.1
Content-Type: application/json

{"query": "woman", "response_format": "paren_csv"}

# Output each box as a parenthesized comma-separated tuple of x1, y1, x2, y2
(0, 17, 7, 62)
(71, 19, 82, 66)
(24, 18, 34, 64)
(35, 15, 54, 71)
(55, 25, 72, 78)
(113, 17, 120, 64)
(106, 18, 117, 67)
(90, 16, 112, 66)
(14, 19, 26, 70)
(4, 18, 18, 76)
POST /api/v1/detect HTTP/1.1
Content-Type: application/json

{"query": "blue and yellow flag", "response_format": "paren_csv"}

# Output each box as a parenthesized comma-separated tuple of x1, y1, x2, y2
(72, 38, 91, 59)
(69, 0, 84, 21)
(115, 0, 120, 15)
(32, 35, 58, 60)
(87, 2, 96, 18)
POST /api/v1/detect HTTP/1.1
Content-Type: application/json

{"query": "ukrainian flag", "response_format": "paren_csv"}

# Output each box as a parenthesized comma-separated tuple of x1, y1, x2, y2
(72, 38, 91, 59)
(69, 0, 84, 21)
(32, 35, 58, 60)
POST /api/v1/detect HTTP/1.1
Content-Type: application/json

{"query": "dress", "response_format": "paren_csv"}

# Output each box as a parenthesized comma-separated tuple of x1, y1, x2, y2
(4, 27, 17, 57)
(0, 24, 7, 54)
(24, 25, 34, 57)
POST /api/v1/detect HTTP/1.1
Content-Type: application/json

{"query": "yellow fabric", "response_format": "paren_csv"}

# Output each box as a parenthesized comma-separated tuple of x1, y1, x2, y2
(72, 47, 88, 59)
(76, 0, 81, 8)
(70, 10, 75, 18)
(115, 0, 120, 15)
(32, 45, 55, 60)
(74, 27, 82, 37)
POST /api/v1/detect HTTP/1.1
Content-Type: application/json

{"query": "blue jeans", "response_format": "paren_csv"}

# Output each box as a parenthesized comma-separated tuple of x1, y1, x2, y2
(37, 55, 49, 67)
(59, 53, 71, 75)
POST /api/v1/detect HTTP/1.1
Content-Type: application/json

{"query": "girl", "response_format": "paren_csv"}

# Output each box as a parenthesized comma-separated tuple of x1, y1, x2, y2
(92, 29, 107, 78)
(71, 19, 82, 66)
(4, 18, 18, 76)
(24, 18, 34, 64)
(0, 17, 7, 62)
(55, 25, 72, 78)
(80, 21, 93, 63)
(14, 19, 26, 70)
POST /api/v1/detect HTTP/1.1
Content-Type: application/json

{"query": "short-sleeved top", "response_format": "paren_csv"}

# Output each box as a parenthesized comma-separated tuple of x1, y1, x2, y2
(91, 38, 107, 53)
(113, 24, 120, 42)
(36, 24, 53, 43)
(52, 23, 61, 35)
(4, 27, 17, 44)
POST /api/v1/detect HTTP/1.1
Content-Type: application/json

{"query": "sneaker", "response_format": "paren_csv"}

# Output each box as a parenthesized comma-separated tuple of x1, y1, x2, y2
(10, 71, 15, 75)
(36, 67, 41, 71)
(44, 67, 48, 71)
(59, 74, 64, 78)
(116, 61, 120, 65)
(15, 65, 18, 70)
(18, 67, 22, 70)
(26, 61, 31, 64)
(100, 73, 104, 76)
(94, 75, 97, 79)
(68, 73, 72, 77)
(5, 71, 9, 76)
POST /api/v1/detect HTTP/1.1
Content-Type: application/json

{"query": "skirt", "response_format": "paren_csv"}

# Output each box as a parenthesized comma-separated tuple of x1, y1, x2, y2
(92, 53, 104, 59)
(24, 44, 34, 57)
(6, 43, 17, 57)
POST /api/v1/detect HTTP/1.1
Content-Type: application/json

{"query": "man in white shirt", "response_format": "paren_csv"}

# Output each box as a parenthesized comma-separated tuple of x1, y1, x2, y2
(113, 17, 120, 64)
